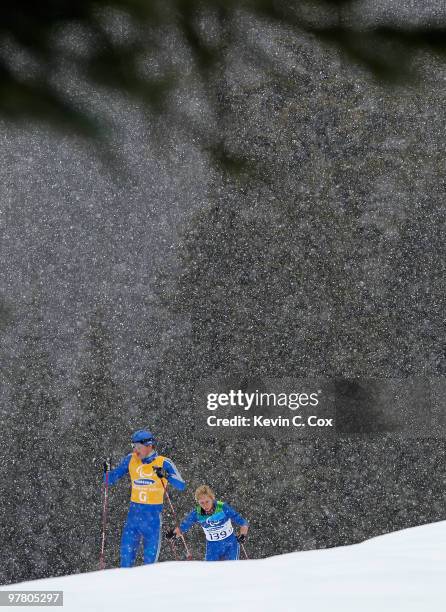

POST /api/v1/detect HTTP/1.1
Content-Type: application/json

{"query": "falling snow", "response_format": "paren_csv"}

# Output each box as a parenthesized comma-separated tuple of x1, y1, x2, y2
(1, 3, 446, 586)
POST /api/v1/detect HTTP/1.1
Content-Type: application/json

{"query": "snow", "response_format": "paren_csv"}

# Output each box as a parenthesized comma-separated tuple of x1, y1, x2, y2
(3, 521, 445, 611)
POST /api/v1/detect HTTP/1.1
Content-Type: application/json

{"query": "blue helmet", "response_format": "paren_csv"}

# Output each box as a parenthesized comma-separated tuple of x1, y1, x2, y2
(131, 429, 156, 446)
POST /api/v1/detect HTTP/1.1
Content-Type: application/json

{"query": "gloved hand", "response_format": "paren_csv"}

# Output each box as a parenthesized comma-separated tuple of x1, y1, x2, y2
(237, 534, 246, 543)
(154, 466, 168, 479)
(165, 529, 177, 541)
(103, 459, 111, 474)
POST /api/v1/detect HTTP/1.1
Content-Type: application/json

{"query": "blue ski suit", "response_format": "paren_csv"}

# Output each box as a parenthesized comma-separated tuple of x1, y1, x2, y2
(179, 500, 248, 561)
(105, 451, 186, 567)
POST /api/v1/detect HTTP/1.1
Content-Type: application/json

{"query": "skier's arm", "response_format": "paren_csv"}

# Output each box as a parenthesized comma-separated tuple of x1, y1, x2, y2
(179, 510, 199, 534)
(223, 503, 249, 527)
(162, 458, 186, 491)
(103, 454, 131, 485)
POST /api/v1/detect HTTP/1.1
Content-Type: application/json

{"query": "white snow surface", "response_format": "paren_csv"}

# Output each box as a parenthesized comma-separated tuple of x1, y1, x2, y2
(3, 521, 446, 611)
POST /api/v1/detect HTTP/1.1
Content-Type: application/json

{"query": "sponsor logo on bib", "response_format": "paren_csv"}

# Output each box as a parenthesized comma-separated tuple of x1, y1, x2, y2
(134, 465, 155, 485)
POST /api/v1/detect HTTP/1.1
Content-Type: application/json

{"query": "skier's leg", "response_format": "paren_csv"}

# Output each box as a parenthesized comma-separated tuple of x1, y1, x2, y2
(205, 541, 222, 561)
(142, 511, 162, 564)
(219, 536, 240, 560)
(120, 520, 141, 568)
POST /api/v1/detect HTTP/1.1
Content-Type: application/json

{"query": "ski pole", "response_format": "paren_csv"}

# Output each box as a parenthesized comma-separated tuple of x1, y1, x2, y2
(237, 533, 249, 559)
(166, 532, 179, 561)
(99, 459, 110, 570)
(159, 477, 192, 560)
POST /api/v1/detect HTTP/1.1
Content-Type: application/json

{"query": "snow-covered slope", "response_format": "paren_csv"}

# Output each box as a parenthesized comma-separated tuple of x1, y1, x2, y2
(3, 522, 445, 611)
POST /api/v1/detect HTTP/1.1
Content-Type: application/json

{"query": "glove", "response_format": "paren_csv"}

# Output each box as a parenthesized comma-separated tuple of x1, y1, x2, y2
(165, 529, 177, 541)
(103, 459, 111, 474)
(154, 466, 168, 479)
(237, 534, 246, 543)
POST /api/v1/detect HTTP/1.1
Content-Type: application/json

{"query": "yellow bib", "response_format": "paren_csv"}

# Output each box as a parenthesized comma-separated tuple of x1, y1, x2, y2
(129, 453, 167, 505)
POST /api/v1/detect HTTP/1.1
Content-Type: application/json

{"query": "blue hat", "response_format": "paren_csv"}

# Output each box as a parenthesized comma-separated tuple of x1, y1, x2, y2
(131, 429, 156, 446)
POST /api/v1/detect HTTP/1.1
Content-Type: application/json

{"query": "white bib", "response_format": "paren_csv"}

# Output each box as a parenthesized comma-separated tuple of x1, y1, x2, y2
(203, 519, 234, 542)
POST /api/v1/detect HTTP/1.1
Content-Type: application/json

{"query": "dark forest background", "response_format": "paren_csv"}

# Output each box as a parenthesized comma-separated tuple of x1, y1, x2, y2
(0, 0, 446, 585)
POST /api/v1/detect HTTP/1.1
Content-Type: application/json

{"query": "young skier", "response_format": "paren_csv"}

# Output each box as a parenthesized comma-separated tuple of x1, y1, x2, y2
(103, 429, 186, 567)
(167, 485, 248, 561)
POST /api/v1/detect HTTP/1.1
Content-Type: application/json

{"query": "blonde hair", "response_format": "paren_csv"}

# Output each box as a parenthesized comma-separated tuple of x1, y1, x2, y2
(194, 485, 216, 502)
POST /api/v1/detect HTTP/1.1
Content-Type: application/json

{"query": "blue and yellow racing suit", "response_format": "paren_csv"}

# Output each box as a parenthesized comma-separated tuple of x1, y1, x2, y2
(105, 451, 185, 566)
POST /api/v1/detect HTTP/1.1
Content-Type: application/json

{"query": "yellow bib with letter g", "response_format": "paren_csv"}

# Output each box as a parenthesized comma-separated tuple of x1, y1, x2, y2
(129, 454, 167, 505)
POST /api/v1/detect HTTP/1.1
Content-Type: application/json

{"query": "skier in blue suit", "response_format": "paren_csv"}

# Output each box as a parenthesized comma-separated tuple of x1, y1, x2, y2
(167, 484, 249, 561)
(104, 429, 186, 567)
